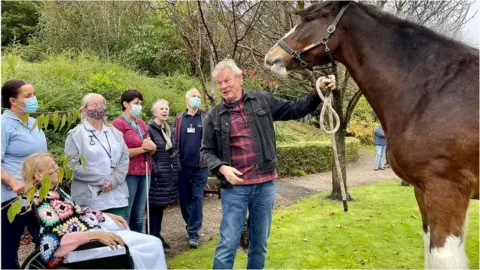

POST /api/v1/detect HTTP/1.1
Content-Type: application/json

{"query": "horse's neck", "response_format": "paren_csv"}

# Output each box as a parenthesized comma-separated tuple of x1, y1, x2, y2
(335, 6, 447, 129)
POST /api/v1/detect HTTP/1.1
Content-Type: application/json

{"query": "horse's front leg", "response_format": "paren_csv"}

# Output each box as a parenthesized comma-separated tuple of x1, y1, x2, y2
(424, 179, 471, 269)
(414, 187, 430, 267)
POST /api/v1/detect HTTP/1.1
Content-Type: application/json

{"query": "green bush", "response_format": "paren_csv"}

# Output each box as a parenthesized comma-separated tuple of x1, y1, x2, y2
(347, 97, 376, 145)
(274, 121, 328, 143)
(1, 53, 201, 157)
(277, 138, 360, 176)
(1, 53, 200, 117)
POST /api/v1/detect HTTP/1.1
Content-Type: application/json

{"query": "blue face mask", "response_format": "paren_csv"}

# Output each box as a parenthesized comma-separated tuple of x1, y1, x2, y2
(17, 96, 39, 113)
(189, 97, 201, 109)
(130, 104, 142, 117)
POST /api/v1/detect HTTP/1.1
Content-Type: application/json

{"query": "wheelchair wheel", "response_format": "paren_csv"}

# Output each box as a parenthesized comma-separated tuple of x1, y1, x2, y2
(21, 249, 48, 269)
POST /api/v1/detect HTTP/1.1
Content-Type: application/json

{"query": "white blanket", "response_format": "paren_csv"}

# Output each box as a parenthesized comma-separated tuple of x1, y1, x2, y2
(64, 215, 167, 269)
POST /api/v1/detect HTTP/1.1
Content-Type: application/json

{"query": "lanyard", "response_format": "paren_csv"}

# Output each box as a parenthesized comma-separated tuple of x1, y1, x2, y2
(122, 114, 144, 140)
(88, 129, 114, 167)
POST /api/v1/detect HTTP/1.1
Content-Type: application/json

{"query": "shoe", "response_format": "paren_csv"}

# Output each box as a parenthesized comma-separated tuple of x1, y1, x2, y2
(374, 168, 378, 171)
(188, 238, 198, 249)
(384, 164, 390, 168)
(379, 167, 385, 170)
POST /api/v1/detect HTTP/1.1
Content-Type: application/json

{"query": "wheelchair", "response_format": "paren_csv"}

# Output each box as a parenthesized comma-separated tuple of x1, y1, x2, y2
(21, 241, 134, 269)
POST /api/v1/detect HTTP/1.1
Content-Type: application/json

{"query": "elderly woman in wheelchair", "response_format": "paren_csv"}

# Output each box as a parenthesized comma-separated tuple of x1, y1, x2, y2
(21, 153, 167, 269)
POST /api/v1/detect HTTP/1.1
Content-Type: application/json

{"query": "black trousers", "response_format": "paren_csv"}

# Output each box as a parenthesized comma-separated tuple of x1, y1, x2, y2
(148, 204, 166, 240)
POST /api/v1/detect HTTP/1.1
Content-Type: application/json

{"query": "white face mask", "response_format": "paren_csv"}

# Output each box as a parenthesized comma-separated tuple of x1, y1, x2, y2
(130, 104, 142, 117)
(189, 97, 201, 108)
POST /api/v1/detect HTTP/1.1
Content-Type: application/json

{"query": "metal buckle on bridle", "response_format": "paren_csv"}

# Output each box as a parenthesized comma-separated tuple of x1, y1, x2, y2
(327, 25, 336, 34)
(292, 51, 301, 60)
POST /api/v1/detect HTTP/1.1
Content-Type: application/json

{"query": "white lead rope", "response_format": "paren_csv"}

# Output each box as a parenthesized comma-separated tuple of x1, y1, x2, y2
(316, 75, 348, 212)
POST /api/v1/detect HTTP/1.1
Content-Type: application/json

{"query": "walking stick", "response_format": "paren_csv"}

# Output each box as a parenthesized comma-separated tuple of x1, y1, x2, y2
(143, 135, 151, 235)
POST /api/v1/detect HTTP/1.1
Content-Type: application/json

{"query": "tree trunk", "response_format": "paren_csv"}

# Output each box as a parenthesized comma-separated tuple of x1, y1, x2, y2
(327, 128, 352, 201)
(208, 44, 217, 107)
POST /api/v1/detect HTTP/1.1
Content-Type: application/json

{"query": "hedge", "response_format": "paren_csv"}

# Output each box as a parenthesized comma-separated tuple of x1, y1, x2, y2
(277, 137, 360, 176)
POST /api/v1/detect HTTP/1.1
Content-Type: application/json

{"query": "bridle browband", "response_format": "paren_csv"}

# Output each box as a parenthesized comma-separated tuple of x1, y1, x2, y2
(276, 3, 351, 69)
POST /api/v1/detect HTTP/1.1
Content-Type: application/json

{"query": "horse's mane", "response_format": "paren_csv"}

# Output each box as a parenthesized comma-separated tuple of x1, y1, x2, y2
(296, 1, 476, 52)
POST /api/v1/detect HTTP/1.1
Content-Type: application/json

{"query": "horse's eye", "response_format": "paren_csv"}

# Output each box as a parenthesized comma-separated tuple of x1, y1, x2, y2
(305, 15, 314, 22)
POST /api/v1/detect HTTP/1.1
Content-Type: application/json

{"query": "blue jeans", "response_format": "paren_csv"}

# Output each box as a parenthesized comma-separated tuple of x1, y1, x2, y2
(178, 166, 208, 241)
(1, 206, 30, 269)
(375, 145, 386, 169)
(125, 175, 150, 233)
(213, 180, 276, 269)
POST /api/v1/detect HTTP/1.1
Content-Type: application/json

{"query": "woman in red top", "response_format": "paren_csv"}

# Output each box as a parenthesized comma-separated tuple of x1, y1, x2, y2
(112, 89, 156, 233)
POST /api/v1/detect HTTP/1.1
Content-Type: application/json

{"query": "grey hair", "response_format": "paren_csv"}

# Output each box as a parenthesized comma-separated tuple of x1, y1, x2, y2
(80, 93, 108, 123)
(212, 58, 243, 81)
(185, 88, 200, 99)
(151, 99, 169, 112)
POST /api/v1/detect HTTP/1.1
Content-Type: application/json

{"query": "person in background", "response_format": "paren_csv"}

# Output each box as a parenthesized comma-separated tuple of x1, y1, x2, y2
(147, 99, 180, 249)
(173, 88, 208, 248)
(1, 79, 47, 269)
(65, 93, 130, 218)
(374, 122, 387, 171)
(112, 89, 156, 233)
(384, 147, 390, 168)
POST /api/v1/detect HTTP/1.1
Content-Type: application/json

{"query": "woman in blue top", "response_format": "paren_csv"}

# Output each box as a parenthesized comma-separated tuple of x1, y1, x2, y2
(1, 79, 48, 269)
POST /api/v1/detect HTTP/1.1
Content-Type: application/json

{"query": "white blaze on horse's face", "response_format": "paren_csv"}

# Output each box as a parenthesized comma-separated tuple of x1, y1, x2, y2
(265, 24, 299, 78)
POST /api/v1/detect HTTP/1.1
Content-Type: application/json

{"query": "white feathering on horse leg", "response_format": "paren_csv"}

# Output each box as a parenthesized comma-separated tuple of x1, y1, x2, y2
(424, 229, 431, 268)
(428, 235, 468, 269)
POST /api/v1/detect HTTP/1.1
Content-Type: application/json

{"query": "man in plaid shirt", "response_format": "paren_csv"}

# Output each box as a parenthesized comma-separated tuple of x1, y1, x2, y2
(201, 59, 334, 269)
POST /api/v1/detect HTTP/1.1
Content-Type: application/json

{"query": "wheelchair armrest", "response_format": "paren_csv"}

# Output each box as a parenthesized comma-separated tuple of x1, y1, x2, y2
(75, 241, 131, 255)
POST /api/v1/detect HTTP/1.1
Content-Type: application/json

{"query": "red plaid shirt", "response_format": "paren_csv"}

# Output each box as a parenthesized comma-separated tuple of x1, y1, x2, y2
(227, 99, 277, 185)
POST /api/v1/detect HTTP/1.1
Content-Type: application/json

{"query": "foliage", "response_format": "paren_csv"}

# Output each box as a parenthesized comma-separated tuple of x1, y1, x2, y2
(168, 181, 479, 269)
(1, 1, 41, 47)
(116, 11, 189, 76)
(275, 121, 328, 143)
(277, 138, 360, 176)
(38, 2, 145, 59)
(34, 1, 189, 76)
(1, 53, 200, 118)
(1, 53, 202, 166)
(346, 97, 377, 145)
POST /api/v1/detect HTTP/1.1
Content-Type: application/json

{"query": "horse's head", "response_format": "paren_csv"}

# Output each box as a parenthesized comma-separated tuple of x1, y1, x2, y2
(265, 1, 351, 76)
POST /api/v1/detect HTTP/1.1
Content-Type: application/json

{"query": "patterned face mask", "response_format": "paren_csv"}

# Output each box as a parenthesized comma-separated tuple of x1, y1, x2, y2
(86, 106, 106, 120)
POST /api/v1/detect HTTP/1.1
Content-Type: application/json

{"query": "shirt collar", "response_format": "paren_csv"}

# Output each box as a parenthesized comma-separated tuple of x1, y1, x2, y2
(83, 120, 108, 133)
(183, 109, 201, 117)
(220, 90, 248, 113)
(3, 110, 22, 122)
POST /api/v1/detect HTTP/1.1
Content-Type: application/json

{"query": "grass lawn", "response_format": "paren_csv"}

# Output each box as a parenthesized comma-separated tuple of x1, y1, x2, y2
(168, 181, 479, 269)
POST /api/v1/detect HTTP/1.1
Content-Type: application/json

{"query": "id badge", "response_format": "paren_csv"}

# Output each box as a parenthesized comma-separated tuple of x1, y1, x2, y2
(187, 127, 196, 133)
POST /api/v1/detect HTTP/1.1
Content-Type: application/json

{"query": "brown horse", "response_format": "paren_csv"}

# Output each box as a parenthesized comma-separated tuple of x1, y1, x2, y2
(265, 1, 479, 268)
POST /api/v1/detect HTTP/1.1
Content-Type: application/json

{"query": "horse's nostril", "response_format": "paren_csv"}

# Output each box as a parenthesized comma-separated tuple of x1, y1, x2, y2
(266, 57, 281, 67)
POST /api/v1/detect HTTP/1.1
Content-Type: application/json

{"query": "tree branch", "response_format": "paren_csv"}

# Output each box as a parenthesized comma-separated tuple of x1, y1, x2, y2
(197, 1, 218, 62)
(344, 89, 363, 130)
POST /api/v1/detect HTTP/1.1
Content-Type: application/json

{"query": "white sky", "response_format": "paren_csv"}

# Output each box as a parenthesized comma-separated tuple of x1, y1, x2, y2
(464, 0, 479, 48)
